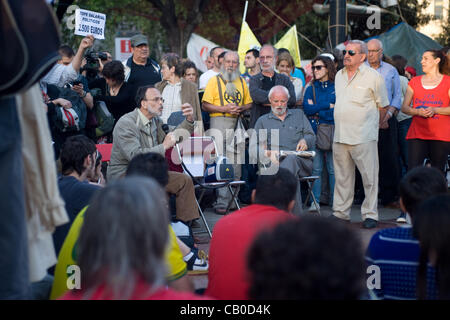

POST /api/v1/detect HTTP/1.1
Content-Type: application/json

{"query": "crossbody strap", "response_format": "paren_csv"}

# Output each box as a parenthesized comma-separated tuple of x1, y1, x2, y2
(216, 75, 224, 106)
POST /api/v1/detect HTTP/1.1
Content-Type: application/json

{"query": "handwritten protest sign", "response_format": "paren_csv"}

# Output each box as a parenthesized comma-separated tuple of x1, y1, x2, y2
(75, 9, 106, 39)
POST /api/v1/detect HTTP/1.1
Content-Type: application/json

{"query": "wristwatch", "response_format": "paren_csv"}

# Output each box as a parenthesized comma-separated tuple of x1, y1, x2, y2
(80, 90, 87, 98)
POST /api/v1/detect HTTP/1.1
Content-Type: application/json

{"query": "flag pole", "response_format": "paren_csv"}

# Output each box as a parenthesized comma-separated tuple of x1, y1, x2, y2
(242, 1, 248, 23)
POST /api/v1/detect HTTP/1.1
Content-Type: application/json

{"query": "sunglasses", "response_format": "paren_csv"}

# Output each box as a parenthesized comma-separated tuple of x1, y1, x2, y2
(312, 65, 326, 71)
(342, 50, 360, 56)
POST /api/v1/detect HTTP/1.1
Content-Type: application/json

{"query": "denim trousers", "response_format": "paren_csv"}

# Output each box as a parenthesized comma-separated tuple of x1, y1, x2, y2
(312, 148, 335, 205)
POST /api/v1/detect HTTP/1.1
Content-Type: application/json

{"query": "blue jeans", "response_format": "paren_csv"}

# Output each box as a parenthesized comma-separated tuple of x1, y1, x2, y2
(312, 149, 335, 205)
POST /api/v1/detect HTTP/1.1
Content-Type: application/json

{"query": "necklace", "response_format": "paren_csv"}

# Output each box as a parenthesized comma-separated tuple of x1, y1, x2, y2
(109, 83, 122, 96)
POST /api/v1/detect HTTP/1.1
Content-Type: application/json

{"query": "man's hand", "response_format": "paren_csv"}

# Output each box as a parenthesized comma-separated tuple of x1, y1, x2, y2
(72, 83, 85, 97)
(181, 103, 194, 122)
(380, 105, 397, 129)
(80, 35, 94, 50)
(98, 58, 105, 72)
(163, 132, 177, 150)
(296, 139, 308, 151)
(52, 98, 72, 109)
(264, 149, 279, 165)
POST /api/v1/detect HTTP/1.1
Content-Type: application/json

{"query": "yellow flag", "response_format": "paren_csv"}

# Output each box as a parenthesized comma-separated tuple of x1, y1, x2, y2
(237, 21, 261, 74)
(275, 25, 302, 67)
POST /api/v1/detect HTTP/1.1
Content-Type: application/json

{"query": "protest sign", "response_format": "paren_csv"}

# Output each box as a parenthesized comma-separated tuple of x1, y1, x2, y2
(75, 9, 106, 39)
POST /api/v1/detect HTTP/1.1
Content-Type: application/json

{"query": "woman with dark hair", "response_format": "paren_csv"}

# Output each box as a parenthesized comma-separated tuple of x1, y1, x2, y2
(89, 60, 136, 123)
(401, 49, 450, 173)
(413, 194, 450, 300)
(182, 60, 199, 85)
(156, 53, 203, 134)
(61, 177, 208, 300)
(276, 52, 303, 105)
(303, 56, 336, 211)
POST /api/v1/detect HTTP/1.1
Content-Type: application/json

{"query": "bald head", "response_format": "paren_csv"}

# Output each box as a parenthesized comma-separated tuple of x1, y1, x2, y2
(367, 39, 383, 67)
(268, 85, 289, 117)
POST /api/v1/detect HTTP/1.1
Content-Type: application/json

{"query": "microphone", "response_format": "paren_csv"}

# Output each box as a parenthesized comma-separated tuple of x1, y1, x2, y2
(161, 124, 169, 135)
(161, 123, 183, 143)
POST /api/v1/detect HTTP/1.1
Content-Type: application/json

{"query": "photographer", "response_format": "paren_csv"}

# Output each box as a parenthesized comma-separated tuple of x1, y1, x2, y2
(89, 60, 136, 123)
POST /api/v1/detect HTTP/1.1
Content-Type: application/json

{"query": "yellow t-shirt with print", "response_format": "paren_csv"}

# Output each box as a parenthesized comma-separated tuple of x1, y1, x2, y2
(50, 206, 187, 299)
(202, 75, 253, 112)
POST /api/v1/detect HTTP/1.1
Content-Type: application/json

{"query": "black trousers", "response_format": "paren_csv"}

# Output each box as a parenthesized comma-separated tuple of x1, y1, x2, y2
(378, 116, 401, 205)
(408, 139, 450, 174)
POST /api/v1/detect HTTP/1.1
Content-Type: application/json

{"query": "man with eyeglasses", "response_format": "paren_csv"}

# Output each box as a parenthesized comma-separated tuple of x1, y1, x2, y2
(249, 44, 296, 128)
(122, 34, 162, 97)
(332, 40, 390, 229)
(107, 85, 200, 223)
(366, 39, 402, 213)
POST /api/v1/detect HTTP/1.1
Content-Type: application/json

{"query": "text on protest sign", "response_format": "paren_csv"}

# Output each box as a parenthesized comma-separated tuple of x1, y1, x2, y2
(75, 9, 106, 39)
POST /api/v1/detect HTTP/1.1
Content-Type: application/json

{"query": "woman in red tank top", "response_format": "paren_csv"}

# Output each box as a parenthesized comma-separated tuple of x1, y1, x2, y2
(401, 50, 450, 173)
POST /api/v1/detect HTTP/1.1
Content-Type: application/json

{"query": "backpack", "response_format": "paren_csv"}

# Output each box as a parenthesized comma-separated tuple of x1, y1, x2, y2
(51, 86, 87, 132)
(94, 100, 115, 137)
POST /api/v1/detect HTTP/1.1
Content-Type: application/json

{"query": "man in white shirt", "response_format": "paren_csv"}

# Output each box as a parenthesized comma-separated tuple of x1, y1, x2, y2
(40, 35, 94, 88)
(332, 40, 389, 229)
(198, 47, 224, 90)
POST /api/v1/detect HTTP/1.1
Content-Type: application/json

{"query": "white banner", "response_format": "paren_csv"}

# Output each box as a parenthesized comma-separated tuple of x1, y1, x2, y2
(75, 9, 106, 40)
(115, 37, 132, 61)
(187, 33, 229, 73)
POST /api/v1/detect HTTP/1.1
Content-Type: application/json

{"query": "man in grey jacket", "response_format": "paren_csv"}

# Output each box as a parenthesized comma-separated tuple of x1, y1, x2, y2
(249, 44, 296, 128)
(107, 85, 199, 223)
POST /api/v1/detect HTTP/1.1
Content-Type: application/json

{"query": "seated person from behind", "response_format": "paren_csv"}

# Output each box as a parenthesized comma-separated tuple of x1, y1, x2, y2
(365, 166, 448, 300)
(206, 168, 297, 300)
(60, 177, 209, 300)
(52, 135, 101, 258)
(250, 85, 315, 215)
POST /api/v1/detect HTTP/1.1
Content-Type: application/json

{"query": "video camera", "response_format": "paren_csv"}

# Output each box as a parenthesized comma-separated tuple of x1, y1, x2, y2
(82, 51, 108, 83)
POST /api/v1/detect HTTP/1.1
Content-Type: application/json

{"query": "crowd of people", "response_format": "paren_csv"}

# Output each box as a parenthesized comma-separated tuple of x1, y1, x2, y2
(14, 30, 450, 300)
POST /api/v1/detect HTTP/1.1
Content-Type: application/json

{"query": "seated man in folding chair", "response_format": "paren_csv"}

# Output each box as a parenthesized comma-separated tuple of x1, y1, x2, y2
(250, 85, 316, 215)
(201, 51, 253, 214)
(106, 85, 200, 224)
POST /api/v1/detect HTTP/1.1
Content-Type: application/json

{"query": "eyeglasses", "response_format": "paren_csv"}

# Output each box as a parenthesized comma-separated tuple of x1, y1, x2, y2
(145, 97, 164, 103)
(368, 49, 381, 54)
(312, 65, 326, 71)
(342, 50, 360, 56)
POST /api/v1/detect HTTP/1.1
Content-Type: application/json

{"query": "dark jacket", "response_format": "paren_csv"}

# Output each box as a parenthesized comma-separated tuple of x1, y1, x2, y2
(249, 72, 296, 128)
(303, 80, 335, 133)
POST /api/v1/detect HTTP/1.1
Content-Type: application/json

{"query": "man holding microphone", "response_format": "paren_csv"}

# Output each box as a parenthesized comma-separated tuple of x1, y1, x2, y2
(107, 85, 200, 223)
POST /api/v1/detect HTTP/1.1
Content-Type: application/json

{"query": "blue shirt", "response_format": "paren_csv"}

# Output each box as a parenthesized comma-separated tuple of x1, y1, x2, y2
(367, 61, 402, 110)
(291, 67, 305, 87)
(365, 226, 438, 300)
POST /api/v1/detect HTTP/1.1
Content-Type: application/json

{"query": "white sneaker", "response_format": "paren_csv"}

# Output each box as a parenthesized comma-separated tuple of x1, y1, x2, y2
(308, 203, 320, 212)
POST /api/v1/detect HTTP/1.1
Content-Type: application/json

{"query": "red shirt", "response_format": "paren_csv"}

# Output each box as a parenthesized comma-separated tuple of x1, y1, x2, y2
(60, 281, 211, 300)
(206, 204, 294, 300)
(407, 75, 450, 142)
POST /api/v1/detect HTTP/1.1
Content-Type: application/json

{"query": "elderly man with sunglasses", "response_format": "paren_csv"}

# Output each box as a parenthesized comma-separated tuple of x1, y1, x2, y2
(332, 40, 390, 229)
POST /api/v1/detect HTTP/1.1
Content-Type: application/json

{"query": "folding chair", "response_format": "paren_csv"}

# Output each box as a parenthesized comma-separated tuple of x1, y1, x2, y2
(175, 136, 245, 238)
(300, 175, 321, 215)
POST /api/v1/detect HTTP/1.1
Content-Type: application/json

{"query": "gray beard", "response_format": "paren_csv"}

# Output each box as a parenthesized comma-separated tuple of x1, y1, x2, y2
(221, 67, 240, 83)
(271, 106, 287, 116)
